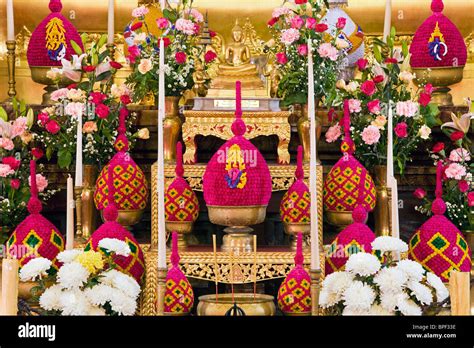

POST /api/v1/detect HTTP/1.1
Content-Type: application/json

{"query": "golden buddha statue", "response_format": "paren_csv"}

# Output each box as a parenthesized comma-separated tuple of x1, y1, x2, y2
(208, 19, 266, 97)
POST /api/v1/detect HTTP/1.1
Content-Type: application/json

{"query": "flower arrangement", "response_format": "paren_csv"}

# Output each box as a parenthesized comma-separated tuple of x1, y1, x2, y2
(327, 28, 440, 174)
(0, 100, 58, 240)
(414, 110, 473, 231)
(267, 0, 346, 106)
(20, 238, 141, 316)
(124, 3, 217, 103)
(35, 35, 148, 168)
(320, 236, 449, 315)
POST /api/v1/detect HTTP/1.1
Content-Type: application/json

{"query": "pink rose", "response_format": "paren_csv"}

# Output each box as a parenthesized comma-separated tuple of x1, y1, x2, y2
(29, 174, 48, 192)
(276, 52, 288, 65)
(306, 17, 317, 29)
(156, 17, 169, 29)
(2, 156, 20, 170)
(395, 101, 418, 117)
(336, 17, 347, 29)
(361, 125, 381, 145)
(317, 43, 338, 61)
(449, 148, 471, 162)
(360, 80, 376, 96)
(413, 188, 426, 199)
(11, 117, 27, 138)
(89, 92, 107, 105)
(50, 88, 69, 101)
(348, 99, 362, 113)
(325, 124, 342, 143)
(37, 112, 50, 126)
(297, 44, 308, 56)
(468, 192, 474, 207)
(45, 120, 60, 134)
(424, 84, 435, 95)
(458, 180, 469, 193)
(367, 99, 381, 114)
(419, 92, 431, 107)
(0, 164, 15, 177)
(95, 104, 110, 119)
(10, 178, 20, 190)
(281, 28, 300, 45)
(65, 102, 85, 119)
(175, 52, 187, 64)
(394, 122, 408, 138)
(0, 138, 14, 150)
(290, 16, 304, 29)
(444, 163, 466, 180)
(356, 58, 368, 71)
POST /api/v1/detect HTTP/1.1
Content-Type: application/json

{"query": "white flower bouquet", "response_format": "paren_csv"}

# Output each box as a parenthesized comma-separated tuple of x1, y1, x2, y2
(320, 236, 449, 316)
(20, 238, 141, 316)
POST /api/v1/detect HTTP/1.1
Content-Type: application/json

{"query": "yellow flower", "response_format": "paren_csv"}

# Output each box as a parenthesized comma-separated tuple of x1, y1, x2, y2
(75, 251, 104, 273)
(137, 128, 150, 139)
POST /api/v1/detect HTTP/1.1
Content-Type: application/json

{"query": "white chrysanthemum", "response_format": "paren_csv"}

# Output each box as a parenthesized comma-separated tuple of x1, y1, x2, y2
(57, 249, 82, 264)
(39, 284, 63, 311)
(426, 272, 449, 302)
(368, 304, 394, 316)
(98, 238, 131, 257)
(19, 257, 52, 281)
(319, 289, 340, 308)
(380, 291, 399, 311)
(99, 270, 141, 299)
(84, 284, 115, 306)
(371, 236, 408, 253)
(57, 262, 90, 289)
(109, 289, 137, 316)
(342, 281, 376, 311)
(87, 306, 106, 316)
(322, 271, 354, 296)
(345, 253, 381, 276)
(373, 267, 407, 294)
(407, 281, 433, 305)
(59, 289, 93, 315)
(396, 293, 422, 316)
(396, 259, 425, 282)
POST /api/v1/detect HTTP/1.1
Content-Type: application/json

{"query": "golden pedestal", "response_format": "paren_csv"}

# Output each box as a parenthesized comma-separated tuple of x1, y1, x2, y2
(197, 293, 276, 316)
(182, 110, 291, 164)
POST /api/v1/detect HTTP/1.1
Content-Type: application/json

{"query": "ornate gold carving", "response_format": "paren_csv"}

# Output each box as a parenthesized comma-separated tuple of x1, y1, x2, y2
(182, 110, 291, 165)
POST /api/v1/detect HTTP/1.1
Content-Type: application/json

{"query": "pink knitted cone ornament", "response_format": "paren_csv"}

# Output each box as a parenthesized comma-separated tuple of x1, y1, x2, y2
(408, 161, 471, 282)
(323, 99, 376, 213)
(164, 232, 194, 313)
(410, 0, 467, 68)
(280, 146, 310, 223)
(325, 172, 376, 275)
(86, 162, 145, 283)
(6, 160, 64, 270)
(203, 81, 272, 207)
(27, 0, 84, 66)
(277, 233, 311, 314)
(94, 107, 148, 212)
(165, 142, 199, 222)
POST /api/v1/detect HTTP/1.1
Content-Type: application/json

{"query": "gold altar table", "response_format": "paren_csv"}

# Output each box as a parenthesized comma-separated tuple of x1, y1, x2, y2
(181, 110, 292, 165)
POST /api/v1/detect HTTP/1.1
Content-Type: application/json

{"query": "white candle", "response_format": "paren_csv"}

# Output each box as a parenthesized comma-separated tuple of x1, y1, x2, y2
(107, 0, 115, 45)
(157, 38, 167, 268)
(6, 0, 14, 41)
(75, 111, 83, 186)
(308, 40, 320, 271)
(0, 258, 19, 315)
(383, 0, 392, 43)
(66, 175, 75, 250)
(160, 0, 165, 9)
(387, 105, 400, 242)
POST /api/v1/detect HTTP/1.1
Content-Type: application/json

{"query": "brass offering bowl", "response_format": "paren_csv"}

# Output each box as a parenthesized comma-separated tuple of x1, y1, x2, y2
(165, 220, 194, 249)
(197, 293, 276, 316)
(283, 222, 310, 251)
(101, 209, 144, 228)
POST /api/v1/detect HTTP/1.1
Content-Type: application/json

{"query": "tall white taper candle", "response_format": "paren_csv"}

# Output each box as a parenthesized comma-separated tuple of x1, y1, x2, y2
(75, 111, 83, 187)
(107, 0, 115, 44)
(308, 40, 320, 271)
(66, 175, 75, 250)
(386, 105, 400, 241)
(383, 0, 392, 43)
(157, 38, 167, 268)
(6, 0, 14, 41)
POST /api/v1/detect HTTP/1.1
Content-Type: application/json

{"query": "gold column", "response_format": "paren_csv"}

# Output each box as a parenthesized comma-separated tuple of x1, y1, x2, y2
(374, 165, 390, 236)
(156, 267, 167, 316)
(310, 268, 322, 316)
(5, 40, 17, 101)
(74, 186, 85, 244)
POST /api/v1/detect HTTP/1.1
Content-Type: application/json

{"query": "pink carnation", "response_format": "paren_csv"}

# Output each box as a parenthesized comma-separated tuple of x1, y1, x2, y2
(51, 88, 69, 101)
(132, 6, 149, 18)
(297, 44, 308, 56)
(0, 138, 14, 150)
(367, 100, 381, 114)
(29, 174, 48, 192)
(0, 164, 15, 177)
(361, 125, 381, 145)
(272, 7, 290, 18)
(65, 102, 85, 119)
(306, 17, 317, 29)
(394, 122, 408, 138)
(317, 43, 338, 61)
(156, 17, 169, 29)
(444, 163, 466, 180)
(290, 16, 304, 29)
(449, 148, 471, 162)
(348, 99, 362, 113)
(175, 18, 195, 35)
(281, 28, 300, 45)
(325, 124, 342, 143)
(190, 9, 204, 22)
(396, 101, 418, 117)
(11, 117, 27, 138)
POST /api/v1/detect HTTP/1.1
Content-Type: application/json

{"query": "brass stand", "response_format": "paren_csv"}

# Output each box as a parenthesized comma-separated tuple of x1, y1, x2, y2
(374, 165, 390, 236)
(156, 267, 167, 316)
(310, 268, 322, 316)
(74, 186, 86, 245)
(4, 40, 17, 102)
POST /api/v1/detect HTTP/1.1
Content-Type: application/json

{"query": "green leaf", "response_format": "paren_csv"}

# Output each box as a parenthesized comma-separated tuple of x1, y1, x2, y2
(91, 53, 99, 67)
(11, 97, 18, 114)
(70, 40, 83, 55)
(373, 44, 382, 63)
(80, 33, 89, 46)
(19, 100, 26, 115)
(0, 107, 7, 121)
(96, 71, 112, 82)
(58, 150, 72, 169)
(402, 40, 409, 57)
(26, 109, 34, 128)
(390, 26, 396, 39)
(97, 34, 107, 50)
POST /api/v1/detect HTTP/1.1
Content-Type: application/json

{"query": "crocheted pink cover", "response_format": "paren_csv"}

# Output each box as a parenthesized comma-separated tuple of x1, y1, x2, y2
(203, 81, 272, 206)
(27, 0, 84, 67)
(87, 162, 145, 283)
(278, 233, 311, 313)
(7, 160, 64, 269)
(94, 107, 148, 211)
(165, 142, 199, 222)
(324, 100, 376, 212)
(164, 232, 194, 313)
(409, 161, 471, 282)
(326, 173, 376, 275)
(410, 0, 467, 68)
(280, 146, 310, 223)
